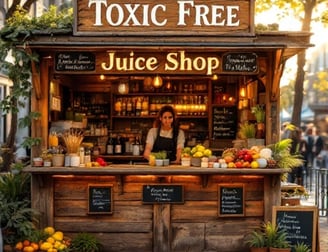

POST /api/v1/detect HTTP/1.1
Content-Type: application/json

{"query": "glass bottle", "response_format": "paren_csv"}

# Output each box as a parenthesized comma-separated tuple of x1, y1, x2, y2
(132, 136, 140, 156)
(114, 135, 122, 155)
(106, 134, 114, 155)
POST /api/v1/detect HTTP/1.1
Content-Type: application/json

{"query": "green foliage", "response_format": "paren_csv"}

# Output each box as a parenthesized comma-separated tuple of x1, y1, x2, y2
(251, 104, 265, 123)
(246, 229, 267, 248)
(0, 5, 73, 170)
(1, 5, 73, 42)
(264, 221, 290, 248)
(70, 233, 102, 252)
(152, 151, 167, 159)
(0, 170, 39, 245)
(267, 138, 304, 171)
(238, 122, 256, 139)
(294, 242, 311, 252)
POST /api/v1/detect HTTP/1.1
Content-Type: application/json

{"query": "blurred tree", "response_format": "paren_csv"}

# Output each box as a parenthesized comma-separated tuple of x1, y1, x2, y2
(256, 0, 328, 127)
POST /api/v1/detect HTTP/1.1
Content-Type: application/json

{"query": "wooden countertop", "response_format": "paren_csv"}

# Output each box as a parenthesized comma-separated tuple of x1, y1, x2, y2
(24, 165, 285, 176)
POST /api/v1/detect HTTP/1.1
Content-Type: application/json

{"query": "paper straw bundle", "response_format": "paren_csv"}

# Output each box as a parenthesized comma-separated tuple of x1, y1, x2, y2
(62, 129, 84, 154)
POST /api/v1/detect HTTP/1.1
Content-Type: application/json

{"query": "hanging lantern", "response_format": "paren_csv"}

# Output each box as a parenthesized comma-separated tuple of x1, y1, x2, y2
(152, 75, 163, 88)
(118, 81, 129, 94)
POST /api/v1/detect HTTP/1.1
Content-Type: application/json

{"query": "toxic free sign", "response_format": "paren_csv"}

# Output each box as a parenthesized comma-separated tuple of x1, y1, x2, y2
(74, 0, 253, 35)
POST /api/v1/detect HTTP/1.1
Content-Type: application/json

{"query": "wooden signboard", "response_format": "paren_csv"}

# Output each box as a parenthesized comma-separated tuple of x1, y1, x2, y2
(273, 206, 318, 252)
(74, 0, 254, 36)
(218, 184, 245, 217)
(222, 52, 258, 74)
(143, 185, 184, 203)
(55, 52, 96, 72)
(88, 184, 113, 214)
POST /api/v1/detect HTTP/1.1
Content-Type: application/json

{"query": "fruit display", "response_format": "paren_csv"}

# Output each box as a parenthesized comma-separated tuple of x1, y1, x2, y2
(220, 146, 275, 169)
(182, 144, 212, 158)
(14, 226, 70, 252)
(180, 139, 303, 170)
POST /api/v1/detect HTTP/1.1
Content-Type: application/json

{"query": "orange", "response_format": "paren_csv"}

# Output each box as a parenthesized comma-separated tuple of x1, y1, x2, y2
(31, 242, 39, 251)
(23, 246, 34, 252)
(23, 240, 31, 246)
(15, 241, 23, 250)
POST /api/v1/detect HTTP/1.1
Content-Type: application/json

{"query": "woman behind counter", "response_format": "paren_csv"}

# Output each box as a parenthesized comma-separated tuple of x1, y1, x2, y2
(143, 105, 185, 164)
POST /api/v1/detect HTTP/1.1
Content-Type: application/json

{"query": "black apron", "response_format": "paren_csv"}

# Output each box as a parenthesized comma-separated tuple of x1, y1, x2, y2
(152, 129, 177, 161)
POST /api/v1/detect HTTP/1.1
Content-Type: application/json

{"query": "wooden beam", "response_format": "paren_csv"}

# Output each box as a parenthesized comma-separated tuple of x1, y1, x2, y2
(271, 49, 285, 102)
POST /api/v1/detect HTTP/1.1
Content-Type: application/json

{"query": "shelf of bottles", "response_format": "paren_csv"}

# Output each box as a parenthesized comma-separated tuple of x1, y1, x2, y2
(70, 92, 110, 137)
(113, 81, 209, 118)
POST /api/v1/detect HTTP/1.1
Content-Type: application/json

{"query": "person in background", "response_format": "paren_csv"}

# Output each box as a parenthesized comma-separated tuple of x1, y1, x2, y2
(312, 127, 324, 168)
(143, 105, 185, 163)
(302, 127, 314, 176)
(288, 127, 305, 185)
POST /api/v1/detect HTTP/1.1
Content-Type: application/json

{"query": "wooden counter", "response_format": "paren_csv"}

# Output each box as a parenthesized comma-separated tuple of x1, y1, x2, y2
(24, 165, 284, 252)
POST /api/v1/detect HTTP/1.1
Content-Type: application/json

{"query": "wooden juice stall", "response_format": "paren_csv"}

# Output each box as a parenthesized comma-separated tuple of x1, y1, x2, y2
(24, 0, 313, 251)
(24, 165, 283, 251)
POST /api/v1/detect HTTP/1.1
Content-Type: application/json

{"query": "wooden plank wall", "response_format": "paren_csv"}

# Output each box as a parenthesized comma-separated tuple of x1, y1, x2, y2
(53, 175, 264, 251)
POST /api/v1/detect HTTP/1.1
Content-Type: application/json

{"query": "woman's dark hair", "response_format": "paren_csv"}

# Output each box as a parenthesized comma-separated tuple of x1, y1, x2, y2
(154, 105, 180, 140)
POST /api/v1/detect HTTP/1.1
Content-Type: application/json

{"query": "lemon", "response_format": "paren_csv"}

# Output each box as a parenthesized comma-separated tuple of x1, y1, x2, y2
(47, 237, 55, 244)
(251, 161, 259, 169)
(196, 145, 205, 152)
(52, 231, 64, 241)
(193, 151, 204, 158)
(203, 149, 212, 157)
(40, 242, 53, 250)
(44, 226, 55, 235)
(149, 154, 156, 166)
(191, 147, 197, 154)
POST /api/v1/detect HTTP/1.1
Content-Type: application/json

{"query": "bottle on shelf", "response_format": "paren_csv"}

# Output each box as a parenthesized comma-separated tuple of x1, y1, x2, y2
(114, 135, 123, 155)
(93, 142, 100, 156)
(132, 136, 140, 156)
(106, 134, 114, 155)
(84, 148, 91, 164)
(135, 97, 142, 116)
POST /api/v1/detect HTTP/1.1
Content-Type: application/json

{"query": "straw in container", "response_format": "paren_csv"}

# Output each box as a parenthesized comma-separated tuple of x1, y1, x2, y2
(62, 129, 84, 154)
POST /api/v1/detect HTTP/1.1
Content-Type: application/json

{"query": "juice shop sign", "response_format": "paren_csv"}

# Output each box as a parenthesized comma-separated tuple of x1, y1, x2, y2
(100, 51, 220, 75)
(75, 0, 252, 35)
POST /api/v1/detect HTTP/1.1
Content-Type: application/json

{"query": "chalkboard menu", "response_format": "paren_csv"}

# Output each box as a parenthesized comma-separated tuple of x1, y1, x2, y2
(212, 106, 237, 139)
(55, 52, 96, 72)
(218, 184, 245, 217)
(143, 185, 184, 204)
(222, 53, 258, 74)
(273, 206, 318, 252)
(88, 184, 113, 214)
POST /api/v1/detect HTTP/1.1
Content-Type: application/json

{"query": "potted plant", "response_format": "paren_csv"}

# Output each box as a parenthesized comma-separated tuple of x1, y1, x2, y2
(251, 104, 265, 123)
(251, 104, 266, 140)
(245, 227, 269, 252)
(264, 221, 291, 252)
(293, 242, 311, 252)
(267, 138, 304, 182)
(70, 232, 102, 252)
(238, 122, 256, 148)
(152, 151, 168, 166)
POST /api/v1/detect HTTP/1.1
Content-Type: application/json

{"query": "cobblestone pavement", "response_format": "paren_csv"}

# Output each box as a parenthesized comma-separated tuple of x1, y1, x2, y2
(319, 217, 328, 251)
(301, 190, 327, 251)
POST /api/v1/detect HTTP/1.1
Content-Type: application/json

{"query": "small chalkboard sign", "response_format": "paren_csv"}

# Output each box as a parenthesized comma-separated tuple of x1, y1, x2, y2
(143, 185, 184, 204)
(218, 184, 245, 217)
(88, 184, 113, 214)
(222, 52, 258, 74)
(212, 106, 238, 139)
(273, 206, 318, 252)
(55, 52, 95, 72)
